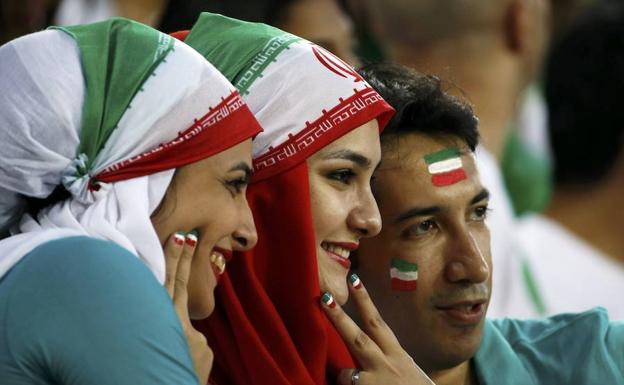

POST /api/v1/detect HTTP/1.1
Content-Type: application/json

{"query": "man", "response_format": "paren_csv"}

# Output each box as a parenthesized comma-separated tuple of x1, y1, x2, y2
(360, 0, 552, 317)
(352, 63, 624, 385)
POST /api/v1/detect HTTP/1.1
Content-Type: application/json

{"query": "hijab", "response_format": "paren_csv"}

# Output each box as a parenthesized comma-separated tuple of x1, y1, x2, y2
(0, 18, 262, 282)
(178, 13, 394, 385)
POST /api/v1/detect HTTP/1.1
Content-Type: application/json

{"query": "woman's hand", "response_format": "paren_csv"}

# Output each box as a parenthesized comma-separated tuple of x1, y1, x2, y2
(164, 231, 213, 384)
(320, 274, 435, 385)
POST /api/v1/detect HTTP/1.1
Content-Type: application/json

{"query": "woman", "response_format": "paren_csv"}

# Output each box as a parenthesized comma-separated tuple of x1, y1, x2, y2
(175, 13, 434, 385)
(0, 18, 262, 384)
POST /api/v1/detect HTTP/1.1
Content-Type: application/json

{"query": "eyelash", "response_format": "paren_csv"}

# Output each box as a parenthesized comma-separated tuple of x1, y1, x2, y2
(401, 219, 437, 238)
(327, 169, 356, 185)
(225, 177, 248, 195)
(471, 205, 491, 221)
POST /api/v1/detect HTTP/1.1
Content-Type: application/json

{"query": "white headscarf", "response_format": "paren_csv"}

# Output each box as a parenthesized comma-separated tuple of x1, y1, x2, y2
(0, 20, 261, 282)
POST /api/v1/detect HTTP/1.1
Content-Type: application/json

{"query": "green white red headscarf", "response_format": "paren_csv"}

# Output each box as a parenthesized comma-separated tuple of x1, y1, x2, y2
(177, 13, 394, 385)
(0, 18, 261, 281)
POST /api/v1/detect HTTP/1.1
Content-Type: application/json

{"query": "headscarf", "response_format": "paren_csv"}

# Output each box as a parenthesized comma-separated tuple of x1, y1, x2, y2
(0, 18, 262, 282)
(178, 13, 394, 385)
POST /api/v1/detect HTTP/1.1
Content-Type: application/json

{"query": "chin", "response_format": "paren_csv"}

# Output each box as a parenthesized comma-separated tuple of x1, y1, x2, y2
(189, 295, 215, 320)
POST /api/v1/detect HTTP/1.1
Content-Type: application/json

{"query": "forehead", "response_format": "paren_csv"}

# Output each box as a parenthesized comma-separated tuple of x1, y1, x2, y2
(375, 133, 484, 211)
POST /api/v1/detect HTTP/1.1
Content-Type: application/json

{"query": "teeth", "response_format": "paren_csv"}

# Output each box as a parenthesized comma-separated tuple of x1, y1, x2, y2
(321, 242, 350, 259)
(210, 251, 226, 274)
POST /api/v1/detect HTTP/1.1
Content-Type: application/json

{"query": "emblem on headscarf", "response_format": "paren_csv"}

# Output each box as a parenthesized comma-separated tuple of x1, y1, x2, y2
(311, 45, 363, 83)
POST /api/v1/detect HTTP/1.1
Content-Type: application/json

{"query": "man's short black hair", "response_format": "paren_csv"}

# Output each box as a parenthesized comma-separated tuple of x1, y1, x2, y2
(546, 0, 624, 186)
(358, 63, 479, 151)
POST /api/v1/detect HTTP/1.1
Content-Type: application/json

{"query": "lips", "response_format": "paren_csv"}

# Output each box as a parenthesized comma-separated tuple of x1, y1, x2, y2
(435, 299, 487, 325)
(209, 248, 231, 283)
(321, 241, 358, 269)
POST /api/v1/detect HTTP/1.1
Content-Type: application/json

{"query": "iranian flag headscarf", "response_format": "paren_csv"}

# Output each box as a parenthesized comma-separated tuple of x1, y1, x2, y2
(0, 18, 261, 282)
(175, 13, 394, 385)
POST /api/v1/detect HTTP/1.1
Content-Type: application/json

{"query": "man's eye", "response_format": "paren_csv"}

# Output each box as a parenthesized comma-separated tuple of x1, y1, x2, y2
(470, 205, 490, 221)
(327, 169, 355, 184)
(402, 219, 436, 238)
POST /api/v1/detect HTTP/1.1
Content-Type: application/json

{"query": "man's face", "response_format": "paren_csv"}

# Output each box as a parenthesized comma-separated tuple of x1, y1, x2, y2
(356, 132, 492, 372)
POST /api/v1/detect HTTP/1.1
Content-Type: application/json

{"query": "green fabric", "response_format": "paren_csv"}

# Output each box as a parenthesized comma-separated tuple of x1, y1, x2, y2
(0, 236, 198, 385)
(501, 129, 553, 216)
(185, 13, 301, 94)
(50, 18, 174, 172)
(474, 308, 624, 385)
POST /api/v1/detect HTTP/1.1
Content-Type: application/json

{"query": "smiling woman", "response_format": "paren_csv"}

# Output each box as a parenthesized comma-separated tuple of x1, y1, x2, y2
(176, 12, 435, 385)
(0, 18, 262, 385)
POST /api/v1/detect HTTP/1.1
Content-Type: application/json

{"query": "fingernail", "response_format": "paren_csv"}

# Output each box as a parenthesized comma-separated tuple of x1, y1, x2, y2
(321, 292, 336, 308)
(186, 229, 198, 247)
(173, 231, 185, 246)
(350, 273, 363, 289)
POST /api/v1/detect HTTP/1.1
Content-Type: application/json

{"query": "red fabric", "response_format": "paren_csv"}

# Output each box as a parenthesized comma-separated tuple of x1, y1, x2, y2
(174, 26, 396, 385)
(96, 92, 262, 183)
(195, 163, 354, 385)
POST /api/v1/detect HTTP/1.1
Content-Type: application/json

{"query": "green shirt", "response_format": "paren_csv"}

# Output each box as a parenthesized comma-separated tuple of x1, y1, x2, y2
(475, 308, 624, 384)
(0, 236, 198, 385)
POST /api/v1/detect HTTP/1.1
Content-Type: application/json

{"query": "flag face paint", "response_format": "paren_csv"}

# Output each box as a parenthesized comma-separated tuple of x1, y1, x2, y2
(424, 148, 467, 187)
(390, 258, 418, 291)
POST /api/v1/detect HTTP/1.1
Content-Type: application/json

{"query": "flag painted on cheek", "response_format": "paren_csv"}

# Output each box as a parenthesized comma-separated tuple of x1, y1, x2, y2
(390, 258, 418, 291)
(424, 148, 467, 187)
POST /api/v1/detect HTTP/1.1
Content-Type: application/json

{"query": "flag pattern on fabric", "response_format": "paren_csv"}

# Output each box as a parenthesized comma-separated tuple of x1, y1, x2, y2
(390, 258, 418, 291)
(424, 147, 467, 187)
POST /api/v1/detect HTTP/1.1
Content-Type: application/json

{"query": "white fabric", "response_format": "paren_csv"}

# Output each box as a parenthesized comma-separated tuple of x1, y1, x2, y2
(476, 146, 540, 319)
(0, 29, 238, 283)
(242, 39, 374, 158)
(518, 215, 624, 320)
(54, 0, 116, 26)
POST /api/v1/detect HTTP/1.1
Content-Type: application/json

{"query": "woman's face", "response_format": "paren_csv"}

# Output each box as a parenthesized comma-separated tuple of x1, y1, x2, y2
(151, 138, 257, 319)
(307, 120, 382, 304)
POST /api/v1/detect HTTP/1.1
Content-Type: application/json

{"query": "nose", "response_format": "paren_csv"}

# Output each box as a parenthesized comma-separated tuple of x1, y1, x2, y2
(444, 228, 489, 284)
(348, 189, 382, 238)
(232, 198, 258, 251)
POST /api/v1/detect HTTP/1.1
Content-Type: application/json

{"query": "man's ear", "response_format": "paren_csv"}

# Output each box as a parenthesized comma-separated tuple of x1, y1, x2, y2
(503, 0, 530, 54)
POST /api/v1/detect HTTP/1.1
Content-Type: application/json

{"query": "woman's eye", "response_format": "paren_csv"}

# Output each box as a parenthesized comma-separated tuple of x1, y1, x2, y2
(327, 169, 355, 184)
(226, 177, 248, 195)
(402, 219, 436, 238)
(470, 205, 490, 221)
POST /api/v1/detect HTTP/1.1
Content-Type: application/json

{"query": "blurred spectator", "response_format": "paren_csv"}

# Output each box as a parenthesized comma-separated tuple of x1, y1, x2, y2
(361, 0, 552, 318)
(516, 0, 624, 319)
(0, 0, 60, 44)
(265, 0, 359, 65)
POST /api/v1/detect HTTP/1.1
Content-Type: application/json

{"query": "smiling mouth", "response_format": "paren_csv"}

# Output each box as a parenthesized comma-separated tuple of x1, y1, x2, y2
(210, 250, 227, 275)
(321, 242, 358, 269)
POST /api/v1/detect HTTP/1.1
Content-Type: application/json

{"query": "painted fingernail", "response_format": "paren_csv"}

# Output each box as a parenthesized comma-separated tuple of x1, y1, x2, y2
(173, 231, 185, 246)
(186, 229, 198, 247)
(321, 292, 336, 308)
(350, 273, 363, 289)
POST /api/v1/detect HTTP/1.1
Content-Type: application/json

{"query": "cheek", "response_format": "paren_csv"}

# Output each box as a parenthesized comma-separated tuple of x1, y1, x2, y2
(309, 182, 346, 242)
(187, 252, 217, 319)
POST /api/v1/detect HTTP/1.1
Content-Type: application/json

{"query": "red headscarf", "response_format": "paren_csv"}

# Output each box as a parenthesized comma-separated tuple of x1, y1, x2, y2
(175, 13, 394, 385)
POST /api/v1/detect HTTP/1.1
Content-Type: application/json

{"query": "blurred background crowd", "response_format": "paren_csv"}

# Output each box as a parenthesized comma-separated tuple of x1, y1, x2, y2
(2, 0, 623, 319)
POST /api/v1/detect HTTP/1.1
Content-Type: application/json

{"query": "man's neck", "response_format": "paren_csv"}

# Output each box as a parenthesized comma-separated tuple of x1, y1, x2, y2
(390, 40, 524, 161)
(428, 360, 478, 385)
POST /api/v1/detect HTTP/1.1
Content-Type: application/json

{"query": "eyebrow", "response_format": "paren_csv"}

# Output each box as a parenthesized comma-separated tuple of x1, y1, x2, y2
(394, 188, 490, 224)
(470, 188, 490, 205)
(322, 149, 372, 168)
(229, 162, 253, 180)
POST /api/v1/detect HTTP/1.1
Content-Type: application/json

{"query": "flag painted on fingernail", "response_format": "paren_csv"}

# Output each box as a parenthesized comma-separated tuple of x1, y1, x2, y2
(321, 292, 336, 308)
(390, 258, 418, 291)
(424, 148, 466, 187)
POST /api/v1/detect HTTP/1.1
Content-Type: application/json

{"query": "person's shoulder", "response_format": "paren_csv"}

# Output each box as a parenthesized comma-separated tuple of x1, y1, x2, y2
(488, 308, 613, 345)
(25, 236, 153, 281)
